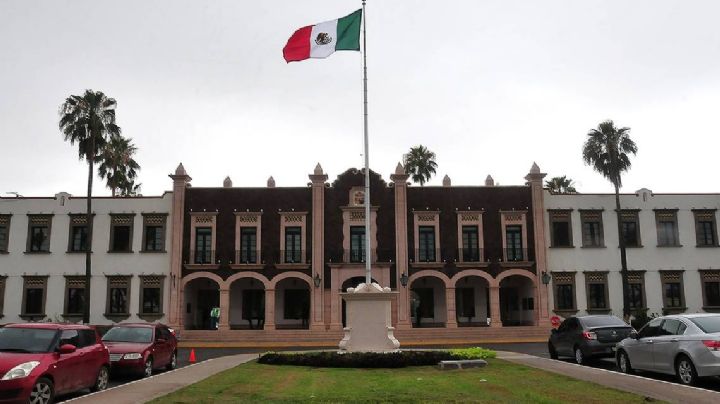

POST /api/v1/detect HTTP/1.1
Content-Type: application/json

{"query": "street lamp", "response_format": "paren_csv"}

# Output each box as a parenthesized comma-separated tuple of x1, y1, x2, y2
(400, 272, 408, 287)
(313, 273, 322, 288)
(541, 271, 551, 285)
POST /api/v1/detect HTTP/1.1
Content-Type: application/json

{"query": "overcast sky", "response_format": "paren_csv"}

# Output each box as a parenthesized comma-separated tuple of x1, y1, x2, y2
(2, 0, 720, 197)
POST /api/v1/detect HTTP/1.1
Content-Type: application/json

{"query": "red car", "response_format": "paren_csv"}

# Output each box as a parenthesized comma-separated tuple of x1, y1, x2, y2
(0, 323, 110, 404)
(101, 323, 177, 378)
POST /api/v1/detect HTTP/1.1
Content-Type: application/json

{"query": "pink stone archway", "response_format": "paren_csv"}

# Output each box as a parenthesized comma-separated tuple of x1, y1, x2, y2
(450, 269, 497, 288)
(268, 272, 316, 330)
(495, 268, 538, 284)
(407, 271, 452, 327)
(180, 271, 223, 289)
(225, 272, 270, 289)
(496, 269, 541, 327)
(407, 270, 452, 288)
(180, 272, 224, 330)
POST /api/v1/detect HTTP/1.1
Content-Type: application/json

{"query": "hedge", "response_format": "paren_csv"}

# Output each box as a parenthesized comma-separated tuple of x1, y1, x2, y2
(258, 348, 495, 368)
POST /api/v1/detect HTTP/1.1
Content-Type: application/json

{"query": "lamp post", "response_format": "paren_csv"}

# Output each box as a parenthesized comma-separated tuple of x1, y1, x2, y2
(541, 271, 551, 285)
(400, 272, 408, 288)
(313, 273, 322, 288)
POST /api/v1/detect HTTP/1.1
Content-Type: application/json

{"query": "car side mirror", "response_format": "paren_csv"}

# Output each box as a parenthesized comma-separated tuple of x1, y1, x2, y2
(59, 344, 77, 354)
(551, 329, 557, 335)
(629, 330, 639, 339)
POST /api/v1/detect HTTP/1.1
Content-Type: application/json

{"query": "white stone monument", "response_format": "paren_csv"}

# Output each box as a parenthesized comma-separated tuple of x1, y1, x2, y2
(338, 282, 400, 352)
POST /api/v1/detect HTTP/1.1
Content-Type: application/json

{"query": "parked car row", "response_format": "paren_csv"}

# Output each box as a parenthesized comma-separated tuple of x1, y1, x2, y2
(549, 313, 720, 386)
(0, 322, 177, 404)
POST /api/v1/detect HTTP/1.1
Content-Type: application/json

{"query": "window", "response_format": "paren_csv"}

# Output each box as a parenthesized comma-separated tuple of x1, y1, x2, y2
(552, 272, 576, 312)
(349, 226, 365, 263)
(284, 226, 302, 263)
(638, 317, 663, 339)
(105, 275, 131, 316)
(580, 210, 604, 247)
(21, 276, 47, 318)
(109, 214, 134, 252)
(659, 319, 684, 336)
(655, 210, 679, 247)
(64, 276, 86, 316)
(239, 227, 257, 263)
(139, 275, 164, 316)
(26, 215, 52, 253)
(461, 225, 480, 261)
(68, 215, 92, 252)
(0, 276, 6, 316)
(0, 215, 10, 253)
(620, 210, 641, 247)
(505, 225, 523, 261)
(418, 226, 436, 262)
(585, 272, 608, 311)
(549, 210, 573, 247)
(660, 271, 684, 310)
(194, 227, 213, 264)
(142, 214, 167, 252)
(694, 210, 718, 247)
(700, 271, 720, 308)
(628, 272, 646, 310)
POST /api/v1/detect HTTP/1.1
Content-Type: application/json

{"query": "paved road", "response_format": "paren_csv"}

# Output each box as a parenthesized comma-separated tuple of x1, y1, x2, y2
(58, 343, 720, 401)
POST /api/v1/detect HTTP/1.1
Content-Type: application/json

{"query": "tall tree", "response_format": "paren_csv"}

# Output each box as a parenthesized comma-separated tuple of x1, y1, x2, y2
(404, 145, 438, 186)
(59, 90, 121, 324)
(582, 120, 638, 319)
(99, 136, 140, 197)
(545, 175, 577, 194)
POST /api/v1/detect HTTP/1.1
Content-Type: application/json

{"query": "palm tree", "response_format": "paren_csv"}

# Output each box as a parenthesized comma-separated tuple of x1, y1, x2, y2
(545, 176, 578, 194)
(582, 120, 638, 319)
(59, 90, 121, 324)
(99, 136, 140, 197)
(404, 145, 438, 186)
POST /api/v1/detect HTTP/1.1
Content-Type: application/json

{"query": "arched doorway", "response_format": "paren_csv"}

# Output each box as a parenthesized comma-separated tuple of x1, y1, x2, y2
(499, 274, 536, 326)
(229, 277, 266, 330)
(341, 276, 378, 327)
(409, 276, 447, 328)
(183, 277, 220, 330)
(274, 277, 311, 329)
(453, 275, 491, 327)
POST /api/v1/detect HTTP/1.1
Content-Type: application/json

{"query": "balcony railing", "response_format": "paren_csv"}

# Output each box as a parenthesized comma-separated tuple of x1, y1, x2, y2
(190, 249, 216, 265)
(502, 248, 531, 262)
(234, 249, 259, 265)
(327, 249, 395, 264)
(412, 248, 443, 263)
(457, 248, 484, 262)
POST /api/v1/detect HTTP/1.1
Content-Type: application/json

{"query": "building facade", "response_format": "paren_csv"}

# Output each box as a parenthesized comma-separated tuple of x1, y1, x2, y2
(0, 192, 172, 324)
(545, 188, 720, 318)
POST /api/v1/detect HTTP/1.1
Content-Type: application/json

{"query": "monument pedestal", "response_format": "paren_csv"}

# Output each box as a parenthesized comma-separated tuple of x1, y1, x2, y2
(338, 283, 400, 352)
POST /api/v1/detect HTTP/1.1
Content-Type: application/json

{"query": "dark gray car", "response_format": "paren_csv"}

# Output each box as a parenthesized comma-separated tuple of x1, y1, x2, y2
(548, 315, 633, 365)
(616, 314, 720, 385)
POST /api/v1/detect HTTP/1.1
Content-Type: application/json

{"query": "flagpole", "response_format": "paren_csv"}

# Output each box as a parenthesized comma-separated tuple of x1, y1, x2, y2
(362, 0, 371, 286)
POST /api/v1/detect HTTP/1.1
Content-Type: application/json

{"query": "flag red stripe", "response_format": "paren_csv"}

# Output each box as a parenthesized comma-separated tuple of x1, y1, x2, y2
(283, 25, 312, 63)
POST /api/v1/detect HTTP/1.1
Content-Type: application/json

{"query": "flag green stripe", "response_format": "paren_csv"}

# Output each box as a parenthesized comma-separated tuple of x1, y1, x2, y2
(335, 9, 362, 51)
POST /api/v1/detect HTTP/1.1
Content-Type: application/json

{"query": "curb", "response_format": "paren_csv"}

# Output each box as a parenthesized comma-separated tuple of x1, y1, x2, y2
(178, 337, 547, 348)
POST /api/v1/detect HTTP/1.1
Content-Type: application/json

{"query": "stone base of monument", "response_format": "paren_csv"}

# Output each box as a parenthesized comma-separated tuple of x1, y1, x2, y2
(338, 283, 401, 352)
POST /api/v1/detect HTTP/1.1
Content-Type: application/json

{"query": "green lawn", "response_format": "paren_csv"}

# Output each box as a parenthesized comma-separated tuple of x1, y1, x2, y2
(152, 359, 658, 403)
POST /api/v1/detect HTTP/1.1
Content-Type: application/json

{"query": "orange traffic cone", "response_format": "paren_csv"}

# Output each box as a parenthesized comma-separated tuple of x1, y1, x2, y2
(189, 348, 197, 364)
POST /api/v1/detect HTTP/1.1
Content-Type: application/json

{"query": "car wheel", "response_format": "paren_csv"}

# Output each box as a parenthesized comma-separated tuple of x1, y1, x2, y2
(574, 346, 585, 365)
(143, 357, 153, 378)
(548, 342, 558, 360)
(91, 365, 110, 392)
(617, 350, 633, 374)
(676, 355, 698, 386)
(29, 377, 54, 404)
(166, 350, 177, 370)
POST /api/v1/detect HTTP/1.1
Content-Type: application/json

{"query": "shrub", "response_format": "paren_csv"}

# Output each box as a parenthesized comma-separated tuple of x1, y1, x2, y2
(258, 348, 496, 368)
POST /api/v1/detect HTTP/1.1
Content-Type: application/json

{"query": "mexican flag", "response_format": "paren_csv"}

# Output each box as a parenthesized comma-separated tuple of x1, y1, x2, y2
(283, 9, 362, 63)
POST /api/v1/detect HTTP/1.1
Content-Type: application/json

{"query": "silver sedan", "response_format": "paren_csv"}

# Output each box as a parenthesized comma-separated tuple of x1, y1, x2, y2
(615, 313, 720, 385)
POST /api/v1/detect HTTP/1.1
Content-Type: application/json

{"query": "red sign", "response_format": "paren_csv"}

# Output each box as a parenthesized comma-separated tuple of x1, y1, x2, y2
(550, 316, 561, 328)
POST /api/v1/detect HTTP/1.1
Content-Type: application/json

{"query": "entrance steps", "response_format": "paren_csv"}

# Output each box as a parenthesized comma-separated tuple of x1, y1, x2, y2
(177, 325, 550, 348)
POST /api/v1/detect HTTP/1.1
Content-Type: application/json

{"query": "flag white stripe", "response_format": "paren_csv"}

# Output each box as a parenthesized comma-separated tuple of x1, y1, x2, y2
(310, 19, 338, 59)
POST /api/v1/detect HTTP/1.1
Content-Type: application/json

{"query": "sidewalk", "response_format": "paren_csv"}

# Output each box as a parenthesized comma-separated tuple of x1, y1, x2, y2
(67, 353, 256, 404)
(497, 351, 720, 403)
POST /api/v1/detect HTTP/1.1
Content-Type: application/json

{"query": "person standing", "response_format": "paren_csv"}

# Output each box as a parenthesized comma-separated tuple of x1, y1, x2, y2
(210, 306, 220, 330)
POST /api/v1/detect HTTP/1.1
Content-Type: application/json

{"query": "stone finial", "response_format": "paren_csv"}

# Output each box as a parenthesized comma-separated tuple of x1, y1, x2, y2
(442, 175, 451, 187)
(529, 162, 541, 174)
(314, 163, 324, 175)
(267, 176, 276, 188)
(223, 176, 232, 188)
(175, 163, 187, 176)
(485, 175, 494, 186)
(395, 162, 405, 175)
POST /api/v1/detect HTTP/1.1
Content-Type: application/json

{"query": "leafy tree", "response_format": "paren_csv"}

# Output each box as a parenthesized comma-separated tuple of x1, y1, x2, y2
(404, 145, 438, 186)
(99, 136, 140, 197)
(545, 175, 577, 194)
(582, 120, 638, 319)
(59, 90, 121, 324)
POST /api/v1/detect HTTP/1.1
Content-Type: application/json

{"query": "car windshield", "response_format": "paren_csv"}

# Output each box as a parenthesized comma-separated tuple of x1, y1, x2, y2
(0, 328, 58, 353)
(689, 316, 720, 334)
(102, 327, 153, 343)
(581, 316, 627, 328)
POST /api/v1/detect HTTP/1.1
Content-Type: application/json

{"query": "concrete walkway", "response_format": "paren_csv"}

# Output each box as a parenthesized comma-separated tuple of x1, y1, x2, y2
(497, 351, 720, 403)
(67, 353, 256, 404)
